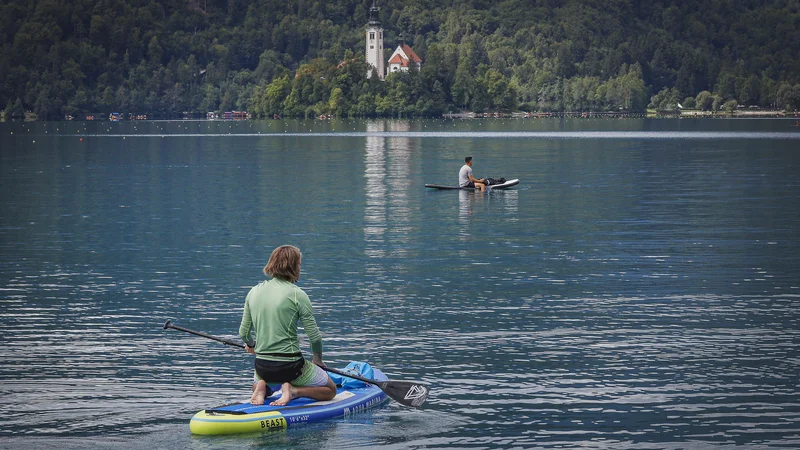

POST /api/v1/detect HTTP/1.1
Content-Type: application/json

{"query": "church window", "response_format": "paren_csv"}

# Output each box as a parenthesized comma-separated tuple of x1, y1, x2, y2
(369, 32, 375, 40)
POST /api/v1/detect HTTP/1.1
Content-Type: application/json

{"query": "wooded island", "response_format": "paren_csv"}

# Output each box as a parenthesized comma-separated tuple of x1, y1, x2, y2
(2, 0, 798, 120)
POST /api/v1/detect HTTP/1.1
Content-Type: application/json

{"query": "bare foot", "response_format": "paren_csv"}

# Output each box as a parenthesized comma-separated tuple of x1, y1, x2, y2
(250, 380, 267, 405)
(269, 382, 295, 406)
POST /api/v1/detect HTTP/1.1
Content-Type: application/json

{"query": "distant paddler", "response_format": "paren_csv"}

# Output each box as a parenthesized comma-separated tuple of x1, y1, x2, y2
(459, 156, 486, 192)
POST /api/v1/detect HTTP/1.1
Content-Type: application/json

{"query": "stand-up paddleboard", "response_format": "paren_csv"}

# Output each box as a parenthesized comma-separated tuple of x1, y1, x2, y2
(190, 368, 390, 435)
(425, 179, 519, 190)
(162, 322, 428, 435)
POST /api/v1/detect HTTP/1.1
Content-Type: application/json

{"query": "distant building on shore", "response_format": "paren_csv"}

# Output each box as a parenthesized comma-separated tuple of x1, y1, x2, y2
(365, 1, 385, 80)
(365, 1, 421, 80)
(388, 44, 422, 74)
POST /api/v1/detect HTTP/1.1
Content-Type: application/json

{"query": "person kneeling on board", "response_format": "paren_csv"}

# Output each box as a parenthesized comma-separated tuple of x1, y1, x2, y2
(459, 156, 486, 192)
(239, 245, 337, 406)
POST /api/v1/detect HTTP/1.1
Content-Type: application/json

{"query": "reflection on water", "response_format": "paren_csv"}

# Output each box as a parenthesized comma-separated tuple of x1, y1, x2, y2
(363, 120, 415, 263)
(499, 189, 518, 215)
(458, 190, 480, 249)
(385, 121, 414, 259)
(458, 188, 519, 248)
(364, 120, 387, 260)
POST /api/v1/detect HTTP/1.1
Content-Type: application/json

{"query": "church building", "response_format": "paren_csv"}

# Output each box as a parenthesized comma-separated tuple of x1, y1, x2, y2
(387, 44, 422, 74)
(365, 1, 385, 79)
(365, 1, 421, 80)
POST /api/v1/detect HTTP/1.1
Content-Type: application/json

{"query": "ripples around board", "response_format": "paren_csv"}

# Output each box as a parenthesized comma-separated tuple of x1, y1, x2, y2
(4, 266, 798, 447)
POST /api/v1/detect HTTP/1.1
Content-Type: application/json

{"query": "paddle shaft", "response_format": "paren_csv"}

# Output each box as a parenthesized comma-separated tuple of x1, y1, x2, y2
(164, 322, 373, 384)
(163, 320, 428, 407)
(163, 320, 245, 349)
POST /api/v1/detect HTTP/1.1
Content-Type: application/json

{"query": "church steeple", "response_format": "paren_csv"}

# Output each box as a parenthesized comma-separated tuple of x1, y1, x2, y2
(368, 0, 380, 26)
(365, 0, 384, 80)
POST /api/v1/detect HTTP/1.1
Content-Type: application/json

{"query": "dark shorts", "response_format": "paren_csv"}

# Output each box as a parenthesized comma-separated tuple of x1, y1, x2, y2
(254, 358, 306, 385)
(462, 181, 475, 188)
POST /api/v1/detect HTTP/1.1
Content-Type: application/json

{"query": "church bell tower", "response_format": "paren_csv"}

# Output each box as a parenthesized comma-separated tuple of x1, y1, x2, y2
(365, 1, 384, 80)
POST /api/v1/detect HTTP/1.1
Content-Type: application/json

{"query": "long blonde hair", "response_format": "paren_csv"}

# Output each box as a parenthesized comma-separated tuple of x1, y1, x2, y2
(263, 245, 302, 282)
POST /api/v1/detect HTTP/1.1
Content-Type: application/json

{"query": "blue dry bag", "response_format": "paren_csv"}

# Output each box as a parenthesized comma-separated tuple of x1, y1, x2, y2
(328, 361, 374, 388)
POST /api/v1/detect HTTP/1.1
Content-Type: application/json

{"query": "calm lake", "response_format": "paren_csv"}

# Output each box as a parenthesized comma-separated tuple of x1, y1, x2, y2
(1, 118, 799, 449)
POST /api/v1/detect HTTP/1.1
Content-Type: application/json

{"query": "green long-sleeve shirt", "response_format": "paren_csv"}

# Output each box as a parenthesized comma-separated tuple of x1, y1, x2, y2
(239, 278, 323, 361)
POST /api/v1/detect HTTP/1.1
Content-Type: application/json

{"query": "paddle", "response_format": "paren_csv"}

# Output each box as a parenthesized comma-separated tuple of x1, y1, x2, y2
(324, 366, 428, 408)
(162, 320, 429, 408)
(163, 319, 246, 348)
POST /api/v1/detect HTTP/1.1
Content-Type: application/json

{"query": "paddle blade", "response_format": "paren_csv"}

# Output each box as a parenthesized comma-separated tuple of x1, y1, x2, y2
(380, 381, 429, 408)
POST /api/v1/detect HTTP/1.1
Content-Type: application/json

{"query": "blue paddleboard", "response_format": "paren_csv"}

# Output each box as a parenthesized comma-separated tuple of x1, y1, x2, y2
(189, 368, 389, 435)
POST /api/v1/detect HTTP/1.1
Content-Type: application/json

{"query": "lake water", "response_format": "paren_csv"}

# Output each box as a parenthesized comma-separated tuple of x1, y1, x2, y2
(1, 118, 799, 449)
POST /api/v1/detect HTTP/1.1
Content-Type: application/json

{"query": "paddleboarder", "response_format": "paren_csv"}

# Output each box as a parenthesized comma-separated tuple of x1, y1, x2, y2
(239, 245, 337, 406)
(459, 156, 486, 192)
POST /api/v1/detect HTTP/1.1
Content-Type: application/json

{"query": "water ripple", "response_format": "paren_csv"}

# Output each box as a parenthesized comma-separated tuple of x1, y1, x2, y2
(2, 120, 799, 448)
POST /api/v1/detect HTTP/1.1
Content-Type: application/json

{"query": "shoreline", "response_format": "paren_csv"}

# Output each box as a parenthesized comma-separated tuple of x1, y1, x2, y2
(3, 111, 797, 123)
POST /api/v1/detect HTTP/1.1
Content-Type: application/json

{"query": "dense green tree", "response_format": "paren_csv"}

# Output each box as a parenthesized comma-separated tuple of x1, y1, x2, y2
(451, 59, 474, 110)
(328, 87, 345, 115)
(478, 67, 516, 112)
(775, 83, 800, 111)
(603, 64, 648, 111)
(564, 77, 601, 111)
(695, 90, 713, 111)
(711, 94, 725, 112)
(649, 86, 681, 110)
(352, 93, 377, 116)
(1, 0, 798, 119)
(251, 75, 291, 118)
(4, 98, 25, 119)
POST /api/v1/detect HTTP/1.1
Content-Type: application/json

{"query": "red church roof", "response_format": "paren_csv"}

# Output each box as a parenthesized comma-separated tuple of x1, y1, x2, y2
(401, 44, 422, 63)
(388, 44, 422, 69)
(388, 53, 405, 65)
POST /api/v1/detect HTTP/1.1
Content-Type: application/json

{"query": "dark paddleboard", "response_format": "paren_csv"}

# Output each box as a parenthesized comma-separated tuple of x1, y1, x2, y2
(425, 179, 520, 190)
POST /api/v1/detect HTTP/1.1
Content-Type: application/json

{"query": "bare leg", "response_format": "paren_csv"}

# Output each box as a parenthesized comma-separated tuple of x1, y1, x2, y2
(270, 382, 295, 406)
(476, 182, 486, 192)
(293, 377, 337, 402)
(270, 377, 337, 406)
(250, 380, 267, 405)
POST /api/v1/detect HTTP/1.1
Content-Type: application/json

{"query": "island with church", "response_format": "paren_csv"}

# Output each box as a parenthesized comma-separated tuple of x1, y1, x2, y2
(366, 1, 422, 81)
(1, 0, 797, 121)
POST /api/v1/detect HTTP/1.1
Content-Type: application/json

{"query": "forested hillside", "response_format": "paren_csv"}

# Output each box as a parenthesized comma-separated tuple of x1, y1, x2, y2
(2, 0, 799, 119)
